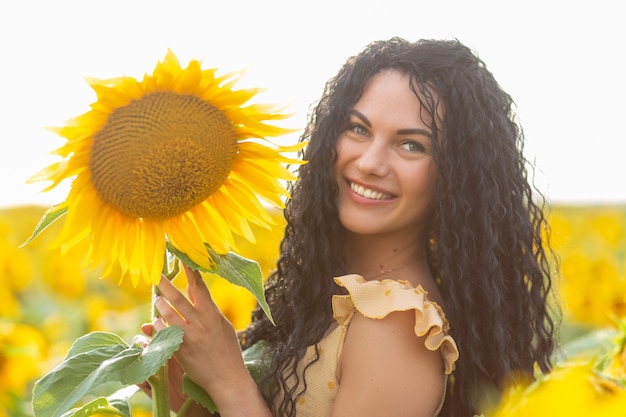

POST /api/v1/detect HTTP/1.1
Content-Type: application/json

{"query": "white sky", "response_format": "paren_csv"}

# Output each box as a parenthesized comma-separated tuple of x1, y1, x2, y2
(1, 0, 624, 208)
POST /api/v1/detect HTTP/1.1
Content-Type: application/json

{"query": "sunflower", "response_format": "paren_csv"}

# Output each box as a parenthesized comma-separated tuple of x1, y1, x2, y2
(0, 321, 49, 409)
(486, 361, 626, 417)
(29, 50, 303, 287)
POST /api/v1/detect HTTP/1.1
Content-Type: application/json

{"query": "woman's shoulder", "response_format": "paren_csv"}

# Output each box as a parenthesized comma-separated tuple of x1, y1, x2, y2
(333, 273, 458, 375)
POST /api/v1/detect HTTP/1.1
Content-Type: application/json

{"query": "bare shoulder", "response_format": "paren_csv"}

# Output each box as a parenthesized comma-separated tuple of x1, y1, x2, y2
(332, 310, 446, 417)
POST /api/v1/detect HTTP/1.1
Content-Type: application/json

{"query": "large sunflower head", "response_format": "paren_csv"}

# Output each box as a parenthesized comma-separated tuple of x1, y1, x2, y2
(29, 50, 303, 286)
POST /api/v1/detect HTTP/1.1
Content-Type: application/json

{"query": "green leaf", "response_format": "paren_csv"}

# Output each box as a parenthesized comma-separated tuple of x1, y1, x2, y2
(20, 204, 67, 247)
(66, 332, 128, 359)
(59, 398, 125, 417)
(122, 326, 184, 382)
(33, 328, 183, 417)
(242, 340, 271, 385)
(206, 248, 274, 325)
(167, 243, 274, 325)
(104, 386, 139, 416)
(182, 376, 218, 413)
(59, 386, 139, 417)
(33, 345, 131, 417)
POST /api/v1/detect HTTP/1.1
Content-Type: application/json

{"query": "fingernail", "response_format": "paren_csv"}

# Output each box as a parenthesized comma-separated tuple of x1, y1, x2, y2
(141, 323, 153, 336)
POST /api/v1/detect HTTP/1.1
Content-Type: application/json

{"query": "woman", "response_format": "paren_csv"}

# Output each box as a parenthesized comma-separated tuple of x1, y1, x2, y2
(145, 37, 557, 417)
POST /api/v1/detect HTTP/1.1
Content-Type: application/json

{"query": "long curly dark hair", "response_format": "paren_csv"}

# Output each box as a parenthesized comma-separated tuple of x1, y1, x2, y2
(239, 37, 558, 417)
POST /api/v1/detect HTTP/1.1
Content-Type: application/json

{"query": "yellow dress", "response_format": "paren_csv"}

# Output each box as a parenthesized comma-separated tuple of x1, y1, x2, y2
(284, 274, 459, 416)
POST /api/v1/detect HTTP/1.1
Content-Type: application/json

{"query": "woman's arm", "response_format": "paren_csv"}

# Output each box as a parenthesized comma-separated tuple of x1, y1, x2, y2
(153, 264, 273, 417)
(331, 310, 446, 417)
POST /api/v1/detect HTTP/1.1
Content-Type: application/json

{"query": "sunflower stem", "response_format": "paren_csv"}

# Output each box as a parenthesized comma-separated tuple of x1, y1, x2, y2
(150, 283, 171, 417)
(149, 365, 171, 417)
(148, 249, 179, 417)
(177, 397, 194, 417)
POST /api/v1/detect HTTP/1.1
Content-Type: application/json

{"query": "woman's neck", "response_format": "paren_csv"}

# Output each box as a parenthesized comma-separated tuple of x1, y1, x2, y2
(340, 231, 444, 306)
(342, 231, 429, 281)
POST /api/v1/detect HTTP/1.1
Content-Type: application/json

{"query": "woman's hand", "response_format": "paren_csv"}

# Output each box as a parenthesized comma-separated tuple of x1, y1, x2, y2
(151, 264, 272, 416)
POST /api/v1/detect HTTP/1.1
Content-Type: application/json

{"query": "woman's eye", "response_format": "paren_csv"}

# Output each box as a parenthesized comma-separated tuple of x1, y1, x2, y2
(349, 123, 368, 136)
(401, 140, 426, 153)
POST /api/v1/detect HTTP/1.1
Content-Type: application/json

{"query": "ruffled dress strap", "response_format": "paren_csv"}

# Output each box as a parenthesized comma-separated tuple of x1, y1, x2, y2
(332, 274, 459, 375)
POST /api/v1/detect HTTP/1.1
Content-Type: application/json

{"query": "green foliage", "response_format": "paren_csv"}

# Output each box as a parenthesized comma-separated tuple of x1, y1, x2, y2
(242, 340, 272, 384)
(59, 386, 139, 417)
(20, 205, 67, 247)
(167, 242, 274, 324)
(182, 376, 218, 413)
(560, 327, 619, 362)
(32, 327, 183, 417)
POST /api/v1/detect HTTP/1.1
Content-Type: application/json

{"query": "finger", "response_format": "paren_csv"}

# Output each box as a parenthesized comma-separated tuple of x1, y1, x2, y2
(131, 334, 151, 347)
(183, 264, 218, 311)
(183, 262, 203, 283)
(184, 264, 206, 292)
(184, 265, 210, 301)
(153, 315, 169, 332)
(157, 275, 196, 319)
(153, 294, 188, 327)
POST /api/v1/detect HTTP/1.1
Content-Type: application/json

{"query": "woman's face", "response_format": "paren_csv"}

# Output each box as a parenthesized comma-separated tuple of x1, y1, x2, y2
(334, 69, 438, 240)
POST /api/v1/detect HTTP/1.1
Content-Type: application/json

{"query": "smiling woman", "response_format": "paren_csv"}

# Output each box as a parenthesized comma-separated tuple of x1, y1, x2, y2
(130, 37, 559, 417)
(334, 69, 438, 240)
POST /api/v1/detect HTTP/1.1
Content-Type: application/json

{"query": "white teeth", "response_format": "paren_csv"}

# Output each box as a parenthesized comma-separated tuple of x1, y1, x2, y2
(350, 182, 392, 200)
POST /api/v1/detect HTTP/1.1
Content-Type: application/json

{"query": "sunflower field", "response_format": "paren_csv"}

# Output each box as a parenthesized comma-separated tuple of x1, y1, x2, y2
(1, 203, 625, 416)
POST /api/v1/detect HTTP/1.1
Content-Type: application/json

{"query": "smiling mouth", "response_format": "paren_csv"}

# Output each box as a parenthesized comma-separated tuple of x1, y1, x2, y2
(349, 182, 393, 200)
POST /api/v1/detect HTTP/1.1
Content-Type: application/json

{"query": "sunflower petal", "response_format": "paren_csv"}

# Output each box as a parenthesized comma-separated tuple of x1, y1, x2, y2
(194, 203, 237, 253)
(166, 214, 213, 270)
(208, 193, 256, 242)
(230, 162, 290, 207)
(143, 220, 166, 285)
(187, 203, 231, 254)
(218, 180, 274, 228)
(237, 141, 303, 165)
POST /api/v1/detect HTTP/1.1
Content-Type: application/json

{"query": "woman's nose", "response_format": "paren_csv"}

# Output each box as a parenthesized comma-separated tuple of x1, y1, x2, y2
(356, 140, 390, 177)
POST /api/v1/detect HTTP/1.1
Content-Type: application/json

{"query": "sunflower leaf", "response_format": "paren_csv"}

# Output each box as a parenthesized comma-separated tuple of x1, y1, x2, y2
(65, 331, 128, 359)
(167, 243, 274, 325)
(20, 204, 67, 247)
(59, 398, 125, 417)
(32, 328, 183, 417)
(206, 247, 274, 325)
(242, 340, 271, 385)
(59, 386, 139, 417)
(182, 375, 218, 413)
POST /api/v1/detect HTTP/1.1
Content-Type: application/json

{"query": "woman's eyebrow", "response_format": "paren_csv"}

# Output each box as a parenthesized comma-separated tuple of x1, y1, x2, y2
(350, 109, 371, 127)
(350, 109, 433, 138)
(397, 128, 433, 138)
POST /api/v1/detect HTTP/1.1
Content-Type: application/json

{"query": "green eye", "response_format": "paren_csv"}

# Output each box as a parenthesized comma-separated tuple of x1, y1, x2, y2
(349, 123, 368, 135)
(401, 140, 426, 152)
